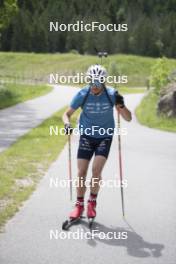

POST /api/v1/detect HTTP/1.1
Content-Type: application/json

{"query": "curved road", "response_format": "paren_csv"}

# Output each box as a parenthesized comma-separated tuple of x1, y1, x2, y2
(0, 93, 176, 264)
(0, 85, 78, 152)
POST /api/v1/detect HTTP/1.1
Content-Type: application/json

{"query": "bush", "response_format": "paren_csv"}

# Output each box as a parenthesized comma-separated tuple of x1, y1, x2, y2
(0, 87, 14, 100)
(69, 49, 79, 54)
(150, 57, 170, 94)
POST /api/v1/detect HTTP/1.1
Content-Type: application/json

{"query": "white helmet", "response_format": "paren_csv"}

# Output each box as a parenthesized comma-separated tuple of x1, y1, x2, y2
(86, 64, 107, 83)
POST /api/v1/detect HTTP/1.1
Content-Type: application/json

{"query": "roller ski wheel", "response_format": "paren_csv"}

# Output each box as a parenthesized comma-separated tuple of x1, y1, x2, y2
(62, 217, 82, 230)
(88, 217, 95, 229)
(87, 200, 96, 229)
(62, 202, 84, 231)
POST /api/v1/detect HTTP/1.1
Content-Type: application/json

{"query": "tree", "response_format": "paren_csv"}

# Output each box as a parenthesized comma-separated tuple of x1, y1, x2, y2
(0, 0, 176, 57)
(0, 0, 18, 30)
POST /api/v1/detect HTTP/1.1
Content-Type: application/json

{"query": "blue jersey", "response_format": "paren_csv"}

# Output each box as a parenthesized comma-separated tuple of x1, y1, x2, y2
(70, 86, 116, 138)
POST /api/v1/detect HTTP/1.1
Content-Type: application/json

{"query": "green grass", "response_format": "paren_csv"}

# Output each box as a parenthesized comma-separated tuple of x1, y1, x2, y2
(68, 83, 146, 94)
(0, 107, 79, 228)
(0, 83, 52, 109)
(136, 91, 176, 132)
(117, 86, 146, 94)
(1, 52, 176, 87)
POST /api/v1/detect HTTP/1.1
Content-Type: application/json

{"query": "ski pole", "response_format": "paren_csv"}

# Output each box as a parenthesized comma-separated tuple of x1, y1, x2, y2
(117, 110, 125, 217)
(68, 133, 73, 201)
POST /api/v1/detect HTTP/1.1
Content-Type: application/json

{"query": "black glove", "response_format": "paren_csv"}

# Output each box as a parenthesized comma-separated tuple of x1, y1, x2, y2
(64, 123, 73, 135)
(114, 91, 125, 108)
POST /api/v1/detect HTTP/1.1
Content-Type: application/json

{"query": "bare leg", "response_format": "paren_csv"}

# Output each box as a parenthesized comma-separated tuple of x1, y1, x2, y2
(90, 155, 107, 195)
(77, 159, 90, 197)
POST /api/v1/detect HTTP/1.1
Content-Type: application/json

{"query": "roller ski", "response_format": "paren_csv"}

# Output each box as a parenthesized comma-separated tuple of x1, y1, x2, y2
(62, 201, 84, 231)
(87, 199, 96, 229)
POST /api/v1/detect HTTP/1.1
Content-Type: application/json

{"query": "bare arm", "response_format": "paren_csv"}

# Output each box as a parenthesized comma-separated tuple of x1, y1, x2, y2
(115, 105, 132, 121)
(114, 91, 132, 122)
(62, 107, 76, 125)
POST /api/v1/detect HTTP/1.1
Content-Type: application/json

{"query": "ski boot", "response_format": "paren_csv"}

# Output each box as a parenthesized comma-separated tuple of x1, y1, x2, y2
(87, 199, 96, 228)
(62, 201, 84, 230)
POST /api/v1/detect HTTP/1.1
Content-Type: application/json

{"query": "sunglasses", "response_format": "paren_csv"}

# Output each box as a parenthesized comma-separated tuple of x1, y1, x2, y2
(90, 80, 102, 89)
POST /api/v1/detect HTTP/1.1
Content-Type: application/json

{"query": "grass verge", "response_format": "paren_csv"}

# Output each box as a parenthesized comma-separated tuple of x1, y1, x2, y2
(68, 83, 146, 94)
(0, 107, 78, 229)
(136, 91, 176, 132)
(1, 52, 176, 87)
(0, 83, 52, 109)
(118, 86, 145, 94)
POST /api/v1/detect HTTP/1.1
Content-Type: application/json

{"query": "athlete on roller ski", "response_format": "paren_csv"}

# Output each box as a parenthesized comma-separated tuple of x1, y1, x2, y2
(62, 64, 132, 230)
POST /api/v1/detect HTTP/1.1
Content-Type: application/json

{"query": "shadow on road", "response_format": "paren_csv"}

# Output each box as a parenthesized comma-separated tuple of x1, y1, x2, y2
(82, 221, 164, 258)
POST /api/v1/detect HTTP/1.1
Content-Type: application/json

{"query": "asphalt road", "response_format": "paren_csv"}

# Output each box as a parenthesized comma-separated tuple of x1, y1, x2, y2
(0, 85, 77, 152)
(0, 93, 176, 264)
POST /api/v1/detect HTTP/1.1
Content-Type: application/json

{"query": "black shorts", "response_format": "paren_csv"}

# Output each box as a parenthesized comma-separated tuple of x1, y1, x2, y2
(77, 135, 113, 161)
